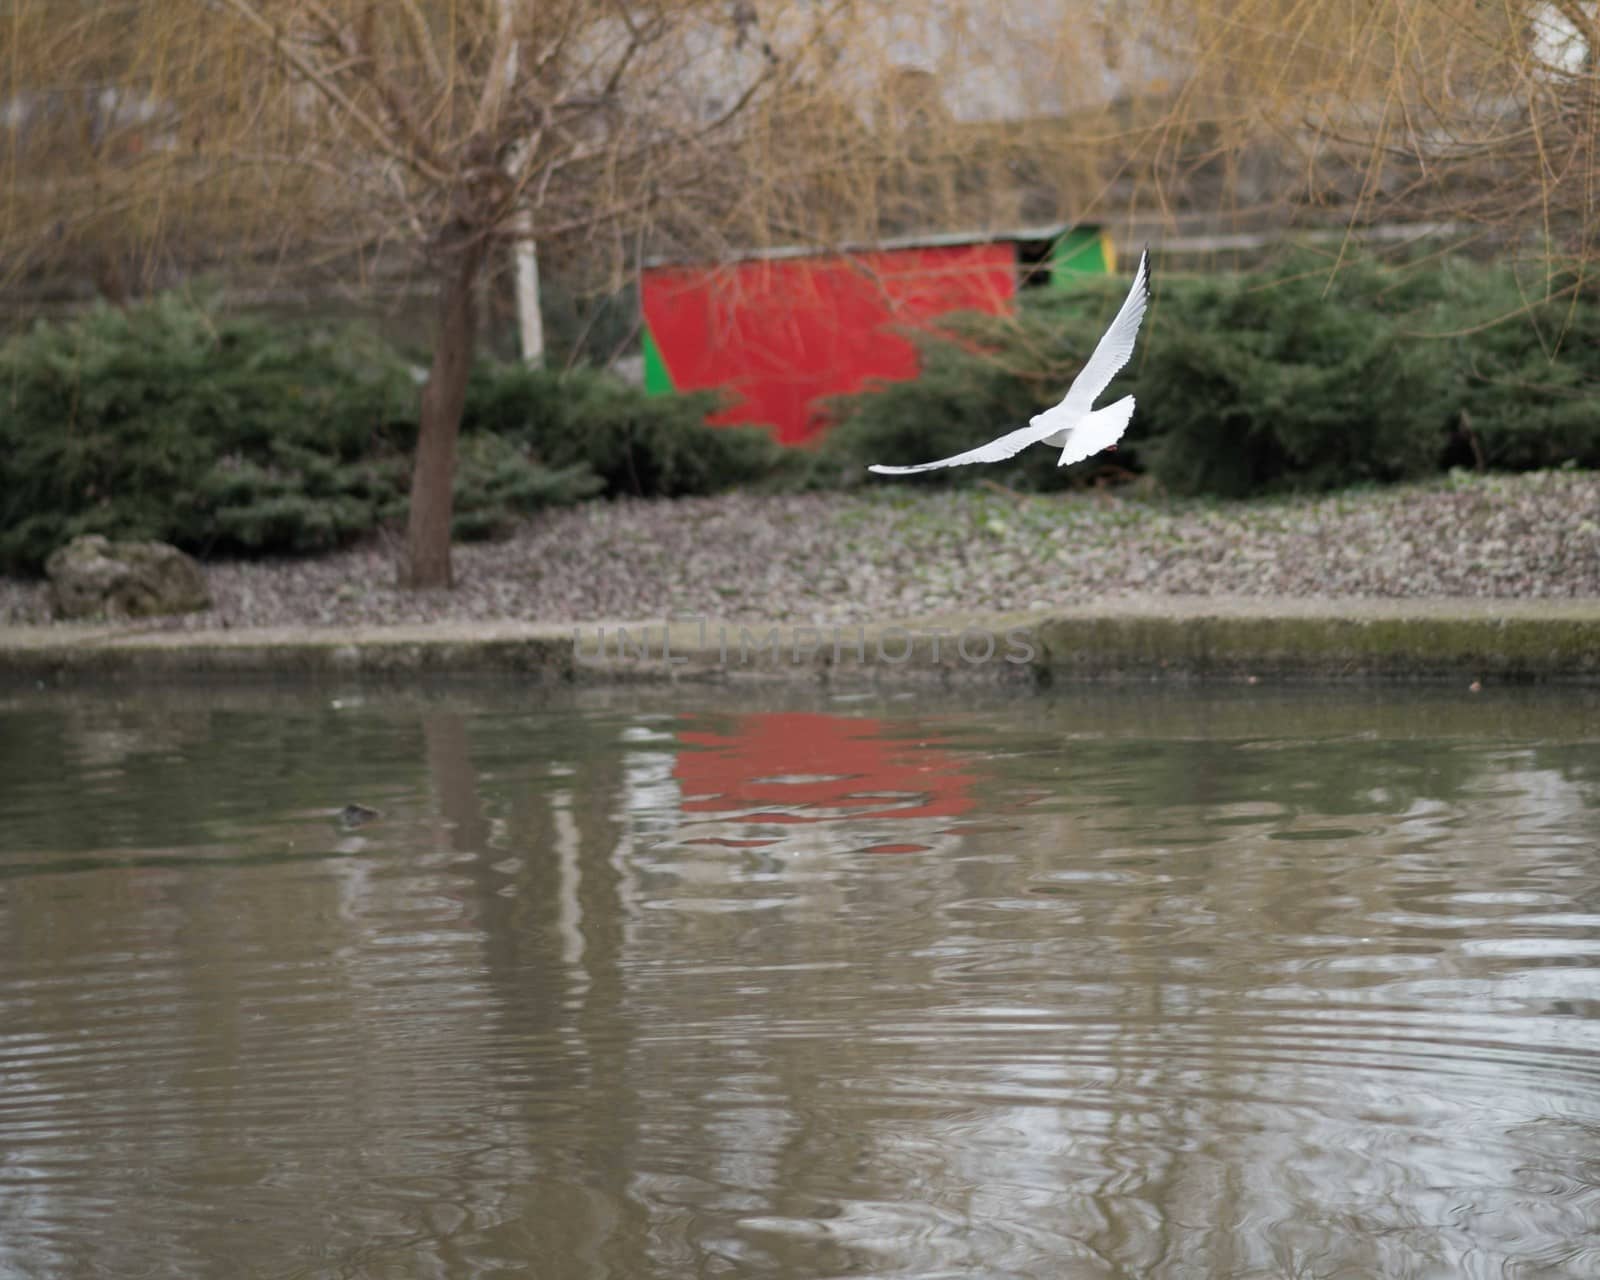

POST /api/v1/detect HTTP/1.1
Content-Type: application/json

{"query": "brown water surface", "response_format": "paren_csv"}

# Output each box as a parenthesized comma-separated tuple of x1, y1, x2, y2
(1, 684, 1597, 1278)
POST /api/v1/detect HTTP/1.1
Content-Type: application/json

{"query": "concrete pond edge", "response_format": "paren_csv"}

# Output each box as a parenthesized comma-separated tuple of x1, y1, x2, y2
(3, 596, 1600, 686)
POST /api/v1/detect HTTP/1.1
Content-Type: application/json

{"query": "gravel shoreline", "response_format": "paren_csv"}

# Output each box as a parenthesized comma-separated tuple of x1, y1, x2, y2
(3, 470, 1598, 630)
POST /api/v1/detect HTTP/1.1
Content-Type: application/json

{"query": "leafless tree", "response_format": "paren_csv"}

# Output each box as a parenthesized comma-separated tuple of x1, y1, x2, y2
(2, 2, 1030, 585)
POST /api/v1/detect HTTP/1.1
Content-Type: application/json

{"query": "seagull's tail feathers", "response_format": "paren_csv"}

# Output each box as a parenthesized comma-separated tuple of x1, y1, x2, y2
(1057, 396, 1135, 467)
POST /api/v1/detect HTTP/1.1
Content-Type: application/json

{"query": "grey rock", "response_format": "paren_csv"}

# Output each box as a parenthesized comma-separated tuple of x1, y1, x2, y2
(45, 535, 211, 621)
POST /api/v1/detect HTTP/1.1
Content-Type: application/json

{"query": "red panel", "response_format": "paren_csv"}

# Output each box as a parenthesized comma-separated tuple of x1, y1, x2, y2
(640, 243, 1017, 445)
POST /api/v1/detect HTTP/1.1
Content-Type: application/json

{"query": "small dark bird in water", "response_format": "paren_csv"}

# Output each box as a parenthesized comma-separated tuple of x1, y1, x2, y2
(338, 803, 382, 828)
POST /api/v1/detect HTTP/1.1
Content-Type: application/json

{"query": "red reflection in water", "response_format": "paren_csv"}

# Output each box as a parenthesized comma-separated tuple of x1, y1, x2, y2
(673, 712, 978, 852)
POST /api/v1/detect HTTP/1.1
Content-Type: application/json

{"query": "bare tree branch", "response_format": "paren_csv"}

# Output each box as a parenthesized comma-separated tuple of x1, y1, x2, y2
(211, 0, 452, 186)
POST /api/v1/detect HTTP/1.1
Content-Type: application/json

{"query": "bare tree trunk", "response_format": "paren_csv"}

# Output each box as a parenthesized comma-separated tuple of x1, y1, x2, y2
(401, 236, 487, 590)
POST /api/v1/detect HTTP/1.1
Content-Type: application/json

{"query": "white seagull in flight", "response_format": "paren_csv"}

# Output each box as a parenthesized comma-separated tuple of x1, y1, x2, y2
(869, 246, 1151, 475)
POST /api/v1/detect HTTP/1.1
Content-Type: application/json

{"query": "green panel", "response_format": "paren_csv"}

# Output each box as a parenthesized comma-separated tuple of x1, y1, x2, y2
(1048, 227, 1113, 289)
(641, 325, 675, 395)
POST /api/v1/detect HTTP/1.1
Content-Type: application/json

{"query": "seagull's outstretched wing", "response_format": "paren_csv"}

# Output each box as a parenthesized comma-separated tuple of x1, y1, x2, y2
(1037, 246, 1150, 423)
(866, 417, 1064, 475)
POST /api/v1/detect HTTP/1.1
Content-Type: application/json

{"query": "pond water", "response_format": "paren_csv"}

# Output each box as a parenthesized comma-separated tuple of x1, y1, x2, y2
(1, 682, 1598, 1279)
